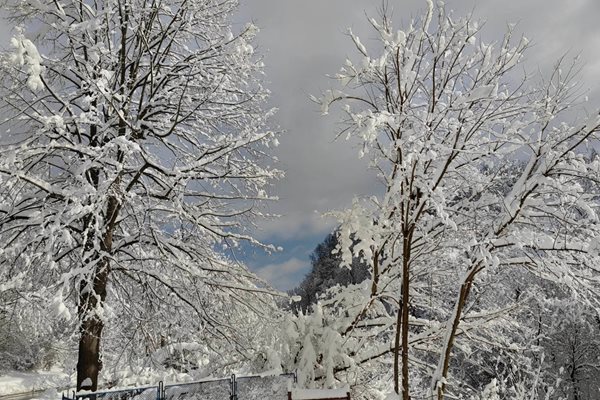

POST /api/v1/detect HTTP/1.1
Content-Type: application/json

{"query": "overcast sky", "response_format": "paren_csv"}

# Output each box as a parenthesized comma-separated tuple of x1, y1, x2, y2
(234, 0, 600, 290)
(1, 1, 599, 291)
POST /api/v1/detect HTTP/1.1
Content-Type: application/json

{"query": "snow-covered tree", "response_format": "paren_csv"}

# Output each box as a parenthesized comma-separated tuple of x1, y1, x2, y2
(0, 0, 281, 391)
(290, 232, 369, 314)
(534, 297, 600, 400)
(314, 2, 600, 399)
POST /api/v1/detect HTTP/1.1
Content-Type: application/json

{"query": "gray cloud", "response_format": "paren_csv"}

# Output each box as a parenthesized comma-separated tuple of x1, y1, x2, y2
(236, 0, 600, 286)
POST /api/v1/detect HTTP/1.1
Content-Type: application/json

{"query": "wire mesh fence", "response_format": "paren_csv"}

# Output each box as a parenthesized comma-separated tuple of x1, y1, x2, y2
(164, 376, 232, 400)
(235, 374, 293, 400)
(63, 373, 296, 400)
(66, 385, 160, 400)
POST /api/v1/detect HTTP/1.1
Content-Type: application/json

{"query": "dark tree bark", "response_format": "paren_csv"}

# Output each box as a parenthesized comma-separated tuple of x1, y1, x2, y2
(76, 263, 109, 392)
(76, 192, 119, 391)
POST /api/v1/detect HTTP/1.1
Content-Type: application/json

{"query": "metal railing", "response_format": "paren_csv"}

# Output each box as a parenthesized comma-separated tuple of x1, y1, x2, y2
(63, 373, 296, 400)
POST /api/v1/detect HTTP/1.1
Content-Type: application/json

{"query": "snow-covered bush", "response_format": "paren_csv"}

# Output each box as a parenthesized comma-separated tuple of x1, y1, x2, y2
(0, 298, 72, 371)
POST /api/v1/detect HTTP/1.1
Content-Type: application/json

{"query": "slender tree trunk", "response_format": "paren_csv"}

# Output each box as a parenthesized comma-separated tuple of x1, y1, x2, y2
(401, 234, 412, 400)
(393, 300, 402, 395)
(571, 366, 580, 400)
(433, 264, 479, 400)
(371, 250, 379, 297)
(570, 334, 580, 400)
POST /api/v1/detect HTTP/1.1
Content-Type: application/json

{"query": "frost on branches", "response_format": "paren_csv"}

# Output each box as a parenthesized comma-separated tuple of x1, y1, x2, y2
(308, 3, 600, 400)
(0, 0, 281, 391)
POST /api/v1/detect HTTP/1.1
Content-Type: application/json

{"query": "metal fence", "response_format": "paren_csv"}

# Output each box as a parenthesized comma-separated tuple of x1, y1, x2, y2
(63, 373, 296, 400)
(63, 384, 161, 400)
(165, 377, 231, 400)
(235, 375, 290, 400)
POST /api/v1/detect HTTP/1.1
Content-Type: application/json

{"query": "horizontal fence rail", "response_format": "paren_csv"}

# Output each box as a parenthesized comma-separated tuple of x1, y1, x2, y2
(63, 373, 296, 400)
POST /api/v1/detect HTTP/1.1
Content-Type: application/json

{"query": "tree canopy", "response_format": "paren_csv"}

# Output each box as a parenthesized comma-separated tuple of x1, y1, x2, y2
(0, 0, 281, 390)
(306, 2, 600, 398)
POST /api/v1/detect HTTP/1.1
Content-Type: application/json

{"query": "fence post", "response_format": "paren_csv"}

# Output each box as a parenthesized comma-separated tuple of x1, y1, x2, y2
(158, 381, 163, 400)
(230, 374, 237, 400)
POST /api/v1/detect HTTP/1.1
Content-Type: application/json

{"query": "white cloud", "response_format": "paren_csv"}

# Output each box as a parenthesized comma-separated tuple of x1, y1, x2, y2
(255, 257, 309, 291)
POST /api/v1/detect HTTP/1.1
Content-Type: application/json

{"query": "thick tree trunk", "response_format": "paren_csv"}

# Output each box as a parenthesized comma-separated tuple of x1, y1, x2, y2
(76, 193, 119, 391)
(76, 260, 110, 391)
(77, 316, 104, 391)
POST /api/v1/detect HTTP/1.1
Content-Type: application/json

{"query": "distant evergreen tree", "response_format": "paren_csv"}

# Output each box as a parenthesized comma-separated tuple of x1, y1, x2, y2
(291, 232, 369, 313)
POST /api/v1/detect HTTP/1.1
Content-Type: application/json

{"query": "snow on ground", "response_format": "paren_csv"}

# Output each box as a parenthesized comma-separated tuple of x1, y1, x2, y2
(0, 370, 73, 396)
